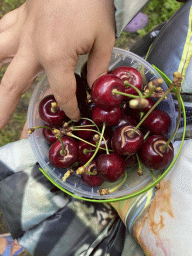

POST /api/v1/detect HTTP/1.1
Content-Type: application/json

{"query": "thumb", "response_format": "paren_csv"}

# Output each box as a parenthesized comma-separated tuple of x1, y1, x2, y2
(86, 34, 115, 88)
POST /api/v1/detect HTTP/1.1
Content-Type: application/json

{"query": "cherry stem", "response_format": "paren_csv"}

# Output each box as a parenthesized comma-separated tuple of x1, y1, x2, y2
(143, 87, 157, 98)
(144, 130, 151, 140)
(112, 88, 143, 99)
(28, 125, 53, 134)
(136, 154, 143, 175)
(73, 125, 95, 129)
(84, 122, 106, 168)
(130, 83, 175, 135)
(80, 117, 100, 132)
(84, 170, 98, 175)
(69, 133, 113, 152)
(108, 171, 128, 193)
(83, 149, 95, 154)
(162, 86, 182, 150)
(149, 169, 157, 182)
(123, 81, 144, 97)
(57, 135, 65, 156)
(51, 102, 58, 113)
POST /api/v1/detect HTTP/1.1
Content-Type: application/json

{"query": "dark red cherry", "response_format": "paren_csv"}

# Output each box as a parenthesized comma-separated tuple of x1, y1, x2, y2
(43, 126, 58, 144)
(78, 140, 94, 164)
(92, 106, 122, 126)
(81, 160, 104, 187)
(113, 113, 137, 131)
(91, 74, 125, 110)
(75, 73, 89, 117)
(140, 135, 174, 170)
(122, 101, 140, 121)
(39, 94, 67, 127)
(142, 109, 171, 136)
(96, 153, 125, 182)
(109, 66, 143, 96)
(49, 136, 78, 168)
(111, 124, 144, 155)
(123, 154, 137, 168)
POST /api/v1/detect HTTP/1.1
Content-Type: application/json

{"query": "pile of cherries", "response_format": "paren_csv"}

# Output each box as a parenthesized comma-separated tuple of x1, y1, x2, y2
(29, 64, 182, 195)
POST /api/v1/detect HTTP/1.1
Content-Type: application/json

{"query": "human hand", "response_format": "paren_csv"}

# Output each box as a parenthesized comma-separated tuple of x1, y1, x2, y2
(0, 0, 115, 127)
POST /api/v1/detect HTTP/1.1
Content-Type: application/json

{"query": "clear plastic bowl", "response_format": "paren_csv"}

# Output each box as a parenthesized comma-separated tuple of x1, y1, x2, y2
(27, 48, 176, 199)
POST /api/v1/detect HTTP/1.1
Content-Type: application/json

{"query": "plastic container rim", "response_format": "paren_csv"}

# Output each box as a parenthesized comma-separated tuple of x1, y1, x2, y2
(38, 67, 186, 203)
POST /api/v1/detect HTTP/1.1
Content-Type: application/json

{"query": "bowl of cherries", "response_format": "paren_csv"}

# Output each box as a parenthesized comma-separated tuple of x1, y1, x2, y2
(27, 48, 183, 201)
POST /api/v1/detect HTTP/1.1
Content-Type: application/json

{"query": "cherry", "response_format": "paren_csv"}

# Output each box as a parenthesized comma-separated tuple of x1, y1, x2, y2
(39, 94, 67, 127)
(111, 124, 144, 155)
(142, 109, 171, 136)
(122, 101, 140, 121)
(43, 126, 58, 144)
(91, 74, 125, 110)
(109, 66, 143, 95)
(96, 153, 125, 182)
(78, 140, 94, 164)
(123, 154, 137, 168)
(92, 106, 122, 126)
(49, 136, 79, 168)
(81, 160, 104, 187)
(113, 113, 137, 131)
(140, 135, 174, 170)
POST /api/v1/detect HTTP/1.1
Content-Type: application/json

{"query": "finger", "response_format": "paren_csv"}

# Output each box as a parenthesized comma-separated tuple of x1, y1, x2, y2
(0, 8, 20, 33)
(44, 62, 80, 122)
(0, 28, 20, 60)
(0, 49, 39, 128)
(86, 32, 115, 88)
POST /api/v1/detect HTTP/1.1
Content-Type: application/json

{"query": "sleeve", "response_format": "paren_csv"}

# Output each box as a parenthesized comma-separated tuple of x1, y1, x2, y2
(114, 0, 150, 37)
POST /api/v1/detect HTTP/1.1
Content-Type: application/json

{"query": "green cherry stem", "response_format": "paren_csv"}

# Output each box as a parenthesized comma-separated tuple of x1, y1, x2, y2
(112, 89, 142, 99)
(149, 169, 157, 182)
(98, 171, 128, 195)
(80, 117, 100, 132)
(28, 125, 53, 134)
(123, 81, 144, 97)
(136, 154, 143, 176)
(72, 125, 96, 129)
(162, 86, 182, 150)
(108, 171, 128, 193)
(130, 82, 175, 136)
(148, 169, 160, 189)
(84, 122, 106, 168)
(69, 133, 113, 152)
